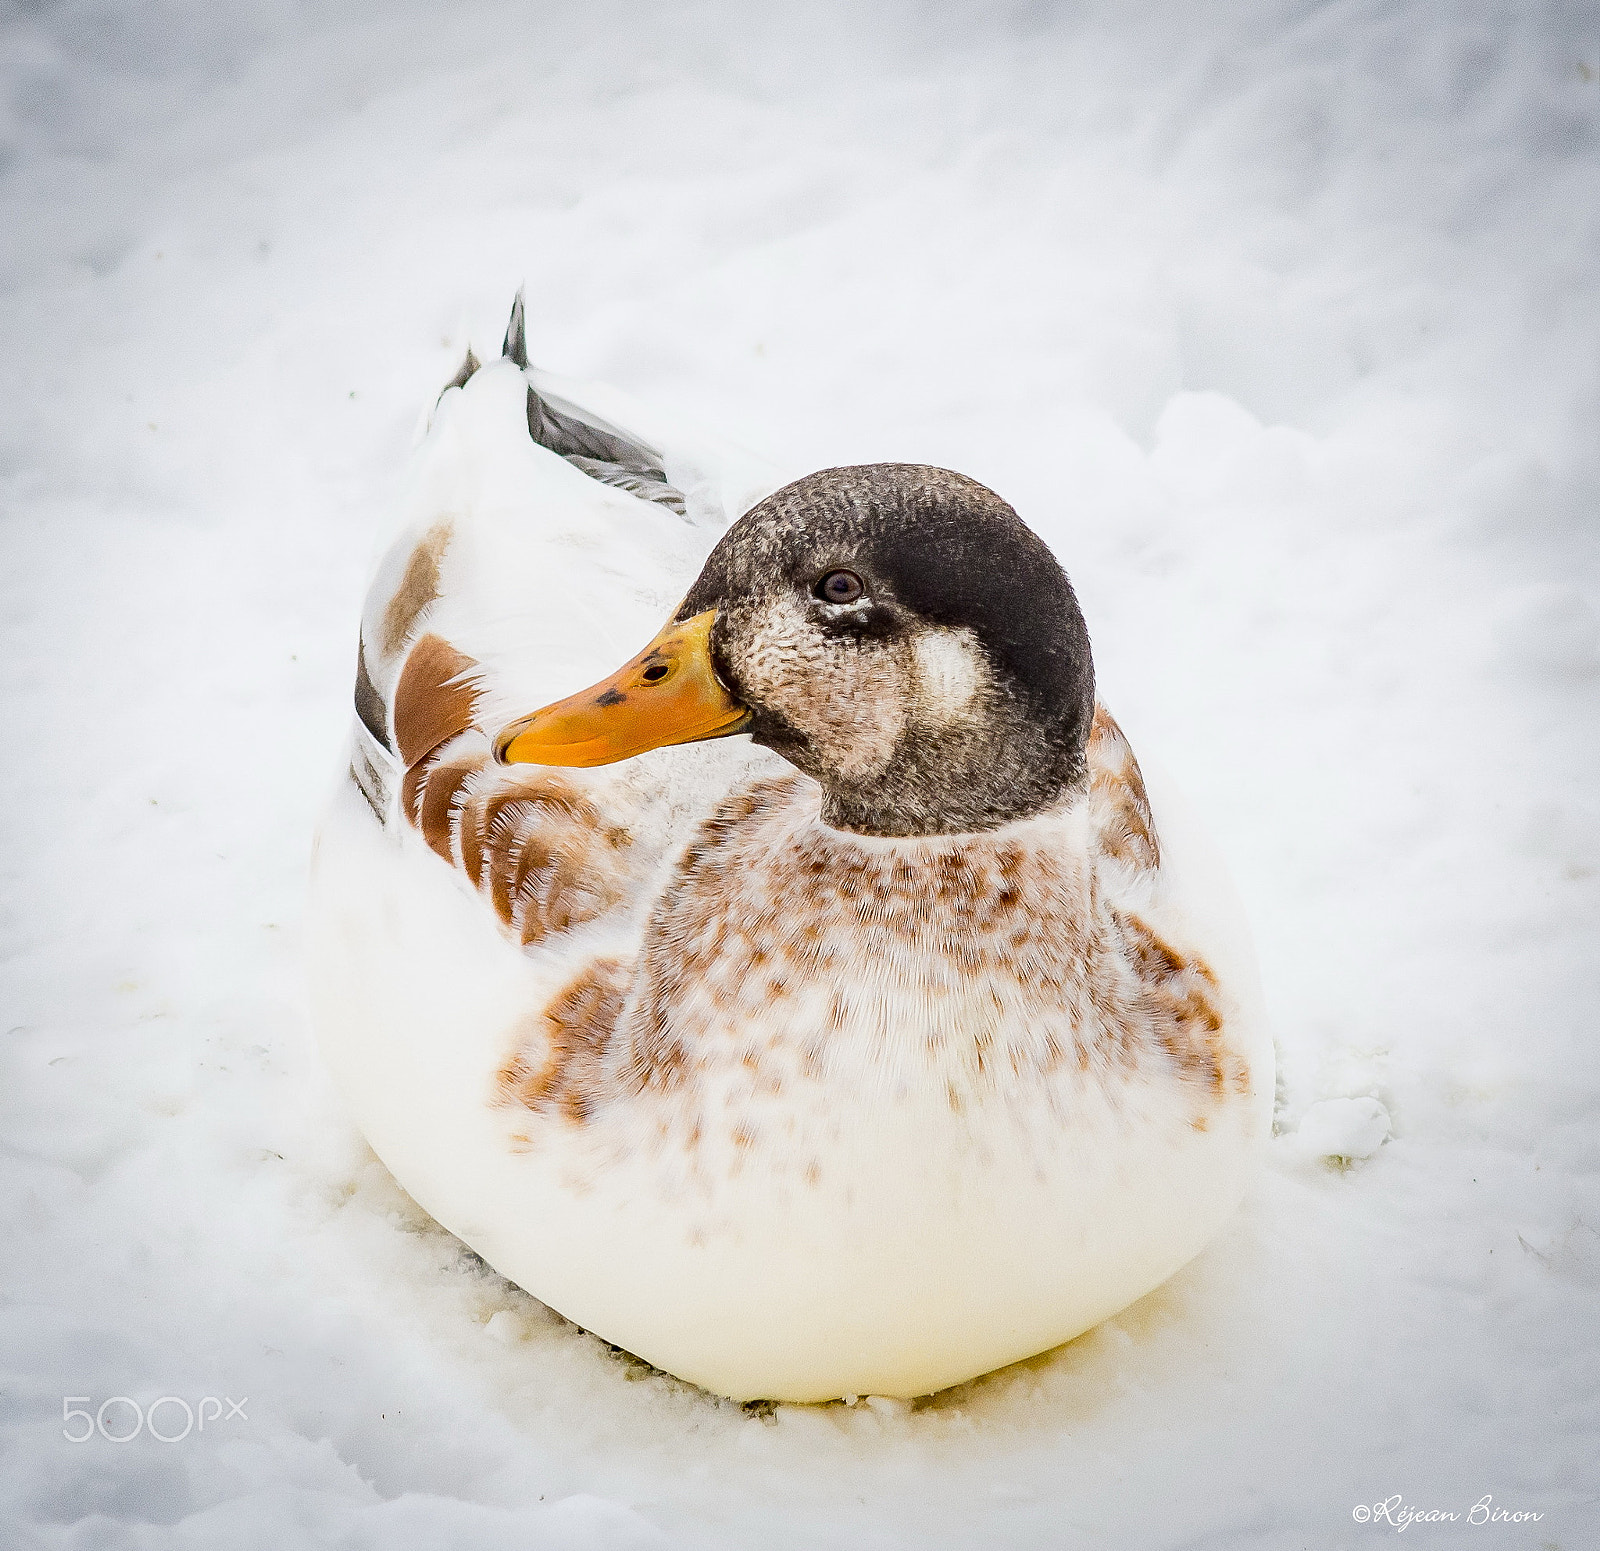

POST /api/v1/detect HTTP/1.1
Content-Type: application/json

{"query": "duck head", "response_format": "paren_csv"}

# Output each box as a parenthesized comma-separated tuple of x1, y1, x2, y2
(495, 464, 1095, 837)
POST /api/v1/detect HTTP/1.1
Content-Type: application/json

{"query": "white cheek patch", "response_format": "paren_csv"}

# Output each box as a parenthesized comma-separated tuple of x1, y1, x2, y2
(911, 629, 984, 724)
(734, 596, 908, 779)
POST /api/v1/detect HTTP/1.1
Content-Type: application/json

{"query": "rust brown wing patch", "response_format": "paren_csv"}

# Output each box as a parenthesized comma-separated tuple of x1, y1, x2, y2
(1087, 704, 1160, 871)
(496, 955, 633, 1123)
(401, 725, 633, 948)
(393, 633, 483, 769)
(416, 756, 480, 863)
(390, 625, 630, 946)
(455, 773, 628, 940)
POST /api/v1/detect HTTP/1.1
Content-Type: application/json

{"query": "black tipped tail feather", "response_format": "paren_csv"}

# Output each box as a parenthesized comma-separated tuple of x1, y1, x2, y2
(503, 287, 529, 369)
(434, 290, 687, 515)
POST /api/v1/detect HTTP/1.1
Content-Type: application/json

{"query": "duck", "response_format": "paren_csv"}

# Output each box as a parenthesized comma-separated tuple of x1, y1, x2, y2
(308, 293, 1273, 1404)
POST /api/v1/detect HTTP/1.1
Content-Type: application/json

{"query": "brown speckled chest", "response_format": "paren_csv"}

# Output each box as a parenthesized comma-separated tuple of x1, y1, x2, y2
(492, 746, 1248, 1168)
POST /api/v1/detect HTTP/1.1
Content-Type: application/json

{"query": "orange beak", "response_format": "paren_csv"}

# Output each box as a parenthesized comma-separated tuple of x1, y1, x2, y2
(493, 609, 749, 767)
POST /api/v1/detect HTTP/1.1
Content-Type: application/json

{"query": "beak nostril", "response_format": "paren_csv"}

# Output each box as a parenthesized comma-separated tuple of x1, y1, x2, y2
(641, 663, 672, 683)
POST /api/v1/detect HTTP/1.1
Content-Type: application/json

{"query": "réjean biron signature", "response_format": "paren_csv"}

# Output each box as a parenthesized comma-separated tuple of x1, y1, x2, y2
(1353, 1495, 1543, 1530)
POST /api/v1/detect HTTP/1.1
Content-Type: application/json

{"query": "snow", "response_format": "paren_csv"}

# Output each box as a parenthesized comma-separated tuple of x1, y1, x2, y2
(1291, 1097, 1392, 1164)
(1, 1, 1595, 1546)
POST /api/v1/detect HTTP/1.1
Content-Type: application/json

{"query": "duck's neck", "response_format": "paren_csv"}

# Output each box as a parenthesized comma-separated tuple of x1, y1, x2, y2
(818, 716, 1088, 838)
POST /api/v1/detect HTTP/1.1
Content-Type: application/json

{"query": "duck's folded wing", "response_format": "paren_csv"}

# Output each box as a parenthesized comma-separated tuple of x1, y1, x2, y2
(344, 294, 784, 945)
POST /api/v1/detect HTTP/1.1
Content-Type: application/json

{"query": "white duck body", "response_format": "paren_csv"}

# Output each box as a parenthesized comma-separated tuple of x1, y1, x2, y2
(309, 342, 1273, 1403)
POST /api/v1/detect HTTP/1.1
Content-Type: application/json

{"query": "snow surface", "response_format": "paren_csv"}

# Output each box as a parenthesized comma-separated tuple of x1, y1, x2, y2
(1292, 1097, 1392, 1164)
(1, 1, 1597, 1546)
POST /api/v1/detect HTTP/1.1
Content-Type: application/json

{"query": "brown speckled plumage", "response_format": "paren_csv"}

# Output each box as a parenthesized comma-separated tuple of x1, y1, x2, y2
(1086, 703, 1160, 871)
(381, 522, 453, 657)
(487, 708, 1248, 1150)
(496, 956, 633, 1122)
(388, 632, 1231, 1130)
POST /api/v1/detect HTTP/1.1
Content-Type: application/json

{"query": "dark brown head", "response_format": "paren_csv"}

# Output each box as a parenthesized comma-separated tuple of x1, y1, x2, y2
(498, 464, 1095, 837)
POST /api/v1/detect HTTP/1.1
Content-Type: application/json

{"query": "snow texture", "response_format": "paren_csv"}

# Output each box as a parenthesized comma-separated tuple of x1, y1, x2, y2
(1, 1, 1596, 1546)
(1292, 1097, 1392, 1164)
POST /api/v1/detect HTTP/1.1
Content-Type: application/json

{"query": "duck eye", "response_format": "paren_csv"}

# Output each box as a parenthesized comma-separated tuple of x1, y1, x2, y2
(815, 569, 864, 605)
